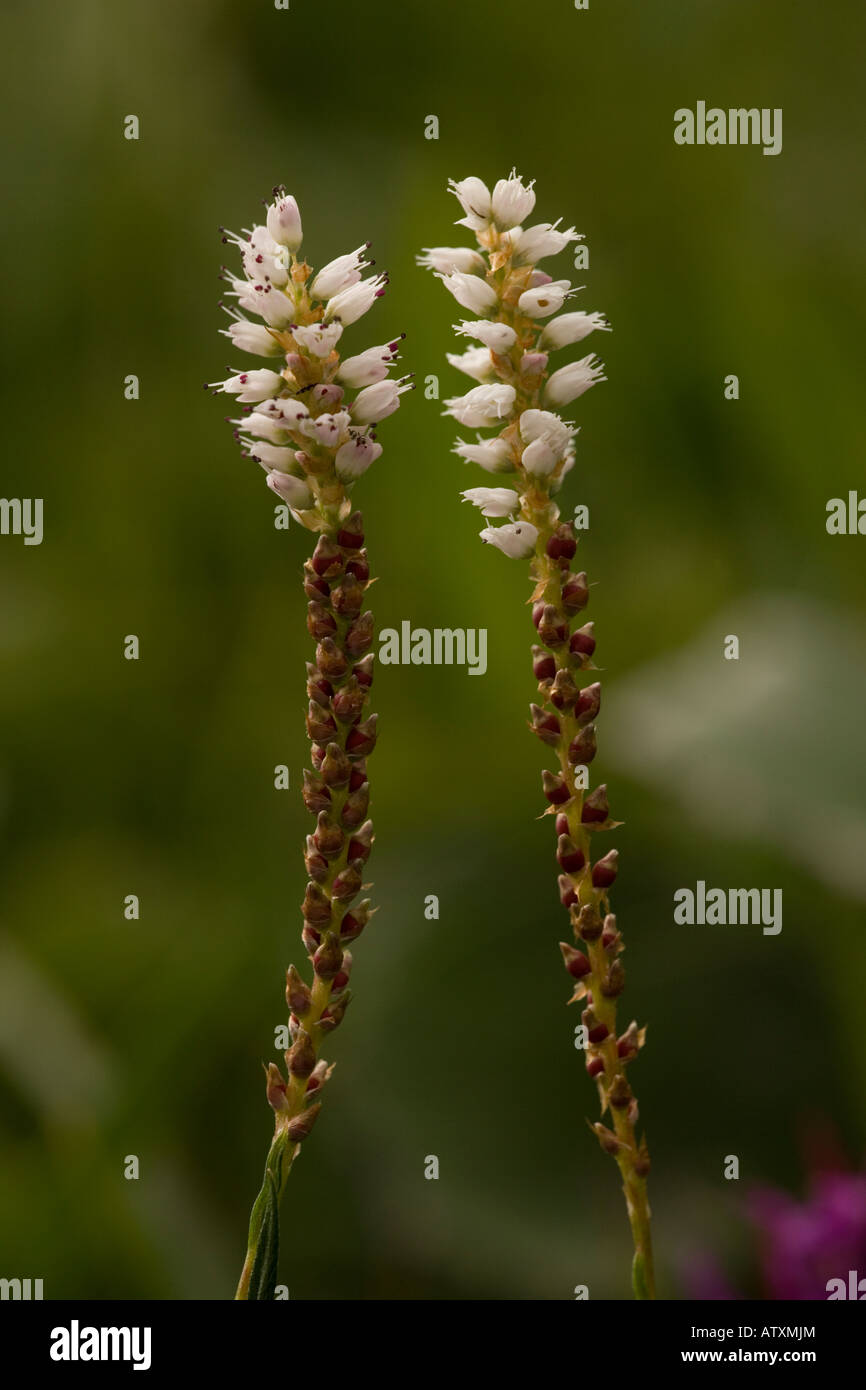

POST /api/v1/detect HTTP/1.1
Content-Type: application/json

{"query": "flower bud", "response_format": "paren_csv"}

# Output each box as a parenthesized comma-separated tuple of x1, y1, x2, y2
(555, 812, 569, 837)
(592, 849, 619, 889)
(575, 681, 601, 725)
(305, 835, 328, 882)
(582, 1008, 609, 1044)
(569, 622, 596, 658)
(287, 1102, 322, 1143)
(601, 960, 625, 998)
(542, 770, 570, 805)
(617, 1021, 642, 1061)
(331, 575, 365, 618)
(558, 874, 578, 908)
(568, 724, 597, 765)
(546, 524, 577, 562)
(581, 783, 609, 824)
(590, 1121, 623, 1156)
(347, 819, 374, 864)
(608, 1075, 632, 1110)
(332, 677, 366, 724)
(537, 604, 568, 648)
(576, 902, 603, 942)
(337, 512, 365, 549)
(586, 1054, 605, 1079)
(348, 760, 368, 791)
(530, 703, 560, 746)
(331, 863, 363, 902)
(314, 810, 344, 858)
(311, 535, 344, 578)
(302, 881, 332, 925)
(267, 193, 303, 250)
(320, 742, 351, 788)
(532, 645, 556, 682)
(302, 770, 331, 814)
(353, 653, 374, 687)
(301, 924, 321, 954)
(559, 942, 591, 979)
(316, 637, 350, 680)
(286, 964, 312, 1016)
(339, 899, 373, 940)
(562, 571, 589, 612)
(318, 991, 352, 1032)
(550, 668, 579, 710)
(331, 951, 353, 994)
(346, 713, 378, 757)
(265, 1062, 288, 1112)
(341, 781, 370, 828)
(312, 935, 344, 980)
(287, 1027, 317, 1079)
(306, 701, 337, 743)
(557, 835, 585, 874)
(345, 611, 375, 657)
(602, 914, 619, 950)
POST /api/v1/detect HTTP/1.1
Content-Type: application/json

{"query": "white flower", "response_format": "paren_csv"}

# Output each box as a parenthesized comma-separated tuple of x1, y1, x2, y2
(292, 322, 344, 357)
(266, 470, 313, 508)
(521, 437, 559, 476)
(229, 278, 295, 329)
(448, 176, 493, 231)
(324, 273, 388, 325)
(454, 320, 517, 352)
(266, 397, 310, 428)
(540, 312, 609, 349)
(544, 354, 607, 406)
(479, 521, 539, 558)
(512, 221, 581, 264)
(435, 270, 498, 316)
(446, 347, 495, 383)
(491, 171, 536, 230)
(221, 318, 282, 356)
(350, 377, 412, 425)
(519, 408, 574, 457)
(310, 243, 372, 301)
(416, 246, 486, 275)
(443, 383, 516, 428)
(266, 194, 303, 251)
(216, 369, 284, 403)
(338, 339, 402, 389)
(461, 487, 520, 517)
(335, 434, 383, 480)
(235, 411, 290, 443)
(299, 410, 353, 446)
(517, 279, 571, 318)
(240, 226, 290, 286)
(244, 441, 297, 471)
(453, 436, 515, 473)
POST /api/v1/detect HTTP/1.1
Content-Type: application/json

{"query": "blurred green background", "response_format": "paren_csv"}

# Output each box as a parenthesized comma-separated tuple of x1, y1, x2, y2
(1, 0, 865, 1299)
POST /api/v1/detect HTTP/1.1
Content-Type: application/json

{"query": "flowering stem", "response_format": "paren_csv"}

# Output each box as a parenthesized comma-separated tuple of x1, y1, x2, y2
(211, 188, 407, 1300)
(422, 172, 655, 1298)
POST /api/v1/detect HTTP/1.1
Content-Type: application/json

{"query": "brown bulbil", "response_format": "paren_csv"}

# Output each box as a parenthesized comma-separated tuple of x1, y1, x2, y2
(576, 902, 603, 942)
(581, 783, 609, 824)
(562, 571, 589, 612)
(601, 960, 626, 998)
(568, 723, 597, 765)
(592, 849, 619, 889)
(306, 600, 337, 640)
(532, 644, 557, 682)
(346, 713, 378, 756)
(530, 703, 561, 746)
(337, 511, 364, 550)
(557, 834, 585, 874)
(570, 622, 596, 658)
(575, 681, 601, 725)
(542, 769, 570, 805)
(345, 611, 375, 657)
(559, 942, 591, 979)
(546, 523, 577, 562)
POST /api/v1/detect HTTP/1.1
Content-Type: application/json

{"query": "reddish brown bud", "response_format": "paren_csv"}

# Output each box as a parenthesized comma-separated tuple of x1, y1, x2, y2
(530, 703, 561, 746)
(305, 835, 328, 882)
(311, 536, 344, 578)
(265, 1062, 288, 1112)
(302, 770, 331, 815)
(538, 604, 568, 649)
(570, 622, 596, 658)
(301, 924, 321, 954)
(348, 759, 367, 791)
(532, 644, 557, 682)
(331, 575, 364, 617)
(557, 834, 585, 874)
(306, 701, 337, 742)
(353, 654, 374, 687)
(302, 881, 332, 925)
(318, 990, 351, 1032)
(542, 769, 570, 805)
(307, 600, 337, 640)
(562, 571, 589, 612)
(550, 668, 579, 710)
(303, 570, 330, 600)
(617, 1021, 641, 1061)
(558, 873, 578, 908)
(576, 903, 603, 942)
(575, 681, 601, 725)
(347, 819, 374, 864)
(320, 742, 351, 788)
(555, 811, 569, 837)
(287, 1028, 317, 1079)
(634, 1137, 651, 1177)
(532, 601, 545, 629)
(339, 899, 372, 940)
(582, 783, 609, 824)
(346, 554, 370, 584)
(601, 913, 619, 949)
(590, 1121, 622, 1156)
(546, 523, 577, 562)
(332, 676, 366, 724)
(608, 1075, 632, 1109)
(337, 511, 364, 550)
(304, 1058, 333, 1096)
(287, 1101, 322, 1142)
(341, 780, 370, 828)
(312, 934, 344, 980)
(306, 663, 334, 707)
(345, 611, 374, 657)
(601, 959, 626, 998)
(316, 637, 350, 680)
(346, 713, 378, 756)
(592, 849, 619, 889)
(568, 724, 597, 765)
(314, 810, 344, 858)
(331, 951, 353, 993)
(286, 964, 312, 1016)
(331, 863, 363, 902)
(583, 1008, 609, 1044)
(559, 942, 591, 979)
(586, 1054, 605, 1079)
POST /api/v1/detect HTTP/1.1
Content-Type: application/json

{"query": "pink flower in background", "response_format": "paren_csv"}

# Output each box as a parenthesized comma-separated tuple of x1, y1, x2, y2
(748, 1170, 866, 1300)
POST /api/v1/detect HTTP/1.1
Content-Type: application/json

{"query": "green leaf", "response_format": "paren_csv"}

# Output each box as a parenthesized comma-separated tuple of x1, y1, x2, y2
(248, 1170, 280, 1301)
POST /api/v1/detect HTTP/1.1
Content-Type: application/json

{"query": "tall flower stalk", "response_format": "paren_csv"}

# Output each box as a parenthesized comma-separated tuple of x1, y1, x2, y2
(210, 187, 411, 1300)
(419, 173, 655, 1299)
